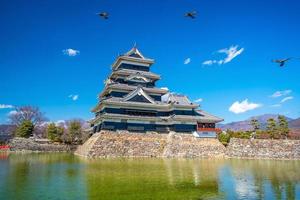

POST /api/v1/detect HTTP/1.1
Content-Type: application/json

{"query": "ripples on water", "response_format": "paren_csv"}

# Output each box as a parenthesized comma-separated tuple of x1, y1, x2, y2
(0, 153, 300, 200)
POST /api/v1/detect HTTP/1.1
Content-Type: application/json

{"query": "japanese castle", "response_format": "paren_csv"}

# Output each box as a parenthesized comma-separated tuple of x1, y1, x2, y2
(91, 46, 223, 137)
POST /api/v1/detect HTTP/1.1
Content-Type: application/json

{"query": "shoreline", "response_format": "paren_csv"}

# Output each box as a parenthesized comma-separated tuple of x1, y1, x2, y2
(2, 151, 300, 161)
(5, 132, 300, 160)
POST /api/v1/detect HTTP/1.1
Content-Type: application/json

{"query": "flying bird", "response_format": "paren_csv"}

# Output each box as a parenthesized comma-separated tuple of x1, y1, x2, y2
(98, 12, 109, 19)
(272, 58, 292, 67)
(185, 11, 197, 19)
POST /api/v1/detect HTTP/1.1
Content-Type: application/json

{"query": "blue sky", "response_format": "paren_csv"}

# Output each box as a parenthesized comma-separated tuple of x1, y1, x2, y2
(1, 0, 300, 124)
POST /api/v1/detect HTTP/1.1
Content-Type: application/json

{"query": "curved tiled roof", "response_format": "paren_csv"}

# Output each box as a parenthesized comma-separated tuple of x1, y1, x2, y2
(195, 110, 224, 123)
(91, 112, 222, 124)
(162, 93, 197, 106)
(111, 47, 154, 70)
(110, 69, 161, 80)
(100, 83, 168, 97)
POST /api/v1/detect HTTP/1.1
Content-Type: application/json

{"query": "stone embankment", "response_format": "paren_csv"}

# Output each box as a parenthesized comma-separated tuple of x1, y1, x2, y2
(226, 138, 300, 159)
(75, 131, 300, 159)
(9, 137, 76, 152)
(163, 133, 225, 158)
(75, 131, 226, 158)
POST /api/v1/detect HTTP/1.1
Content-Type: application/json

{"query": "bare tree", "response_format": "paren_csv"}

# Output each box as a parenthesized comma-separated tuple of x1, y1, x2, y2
(9, 106, 47, 126)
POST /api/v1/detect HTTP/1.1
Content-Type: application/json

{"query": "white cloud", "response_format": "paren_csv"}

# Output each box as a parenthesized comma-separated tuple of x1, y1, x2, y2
(218, 45, 244, 64)
(161, 87, 169, 91)
(280, 96, 293, 103)
(68, 94, 79, 101)
(194, 98, 203, 103)
(202, 45, 244, 66)
(8, 110, 17, 116)
(184, 58, 191, 65)
(63, 48, 80, 56)
(229, 99, 262, 114)
(270, 104, 281, 108)
(0, 104, 14, 109)
(202, 60, 217, 65)
(270, 90, 292, 98)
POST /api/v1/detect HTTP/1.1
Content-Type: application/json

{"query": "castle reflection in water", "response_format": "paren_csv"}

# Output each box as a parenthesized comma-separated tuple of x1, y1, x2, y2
(1, 153, 300, 200)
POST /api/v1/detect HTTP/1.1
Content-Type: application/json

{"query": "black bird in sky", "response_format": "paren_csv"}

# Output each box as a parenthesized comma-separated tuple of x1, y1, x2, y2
(98, 12, 109, 19)
(185, 11, 197, 19)
(272, 58, 292, 67)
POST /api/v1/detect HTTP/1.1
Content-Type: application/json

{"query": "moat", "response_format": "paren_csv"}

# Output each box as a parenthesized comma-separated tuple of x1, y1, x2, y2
(1, 153, 300, 200)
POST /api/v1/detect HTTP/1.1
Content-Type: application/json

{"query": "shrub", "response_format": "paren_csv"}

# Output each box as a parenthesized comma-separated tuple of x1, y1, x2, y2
(255, 130, 271, 139)
(230, 131, 251, 139)
(218, 132, 230, 146)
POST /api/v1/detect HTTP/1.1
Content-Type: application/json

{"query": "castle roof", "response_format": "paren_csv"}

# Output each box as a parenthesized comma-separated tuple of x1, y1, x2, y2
(122, 87, 156, 104)
(110, 69, 161, 80)
(92, 95, 199, 113)
(91, 112, 222, 125)
(100, 83, 168, 97)
(162, 93, 197, 106)
(124, 46, 145, 59)
(111, 47, 154, 70)
(196, 110, 223, 123)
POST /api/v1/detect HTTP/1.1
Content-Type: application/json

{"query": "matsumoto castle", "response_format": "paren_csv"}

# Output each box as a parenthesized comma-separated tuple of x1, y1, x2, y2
(91, 46, 223, 137)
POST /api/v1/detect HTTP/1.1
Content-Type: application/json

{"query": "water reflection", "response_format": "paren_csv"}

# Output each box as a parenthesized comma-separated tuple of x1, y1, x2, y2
(0, 153, 300, 200)
(85, 158, 222, 199)
(163, 159, 224, 199)
(0, 153, 87, 200)
(227, 159, 300, 200)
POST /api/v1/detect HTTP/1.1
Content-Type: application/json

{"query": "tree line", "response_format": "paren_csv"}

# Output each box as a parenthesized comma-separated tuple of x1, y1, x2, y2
(250, 115, 289, 139)
(218, 115, 291, 146)
(9, 106, 89, 144)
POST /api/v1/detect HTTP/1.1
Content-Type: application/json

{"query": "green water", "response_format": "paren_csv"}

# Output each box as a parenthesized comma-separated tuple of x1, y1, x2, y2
(0, 153, 300, 200)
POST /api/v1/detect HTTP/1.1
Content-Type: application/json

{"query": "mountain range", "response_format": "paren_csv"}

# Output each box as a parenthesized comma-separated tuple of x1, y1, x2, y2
(218, 114, 299, 131)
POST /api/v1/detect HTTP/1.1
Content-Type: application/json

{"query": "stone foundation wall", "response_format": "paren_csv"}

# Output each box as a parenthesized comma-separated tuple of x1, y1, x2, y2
(226, 138, 300, 159)
(9, 137, 75, 152)
(75, 131, 226, 158)
(162, 133, 226, 158)
(76, 132, 300, 159)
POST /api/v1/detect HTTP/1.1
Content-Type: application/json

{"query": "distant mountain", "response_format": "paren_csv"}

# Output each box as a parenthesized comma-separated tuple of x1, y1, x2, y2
(0, 124, 16, 135)
(218, 114, 294, 131)
(289, 118, 300, 129)
(0, 124, 16, 141)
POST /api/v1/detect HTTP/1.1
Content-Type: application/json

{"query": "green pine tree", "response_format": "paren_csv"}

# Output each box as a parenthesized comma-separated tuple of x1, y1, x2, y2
(47, 123, 58, 141)
(47, 123, 64, 142)
(68, 120, 82, 144)
(267, 118, 277, 139)
(250, 118, 260, 131)
(277, 115, 289, 139)
(56, 126, 64, 142)
(16, 120, 34, 138)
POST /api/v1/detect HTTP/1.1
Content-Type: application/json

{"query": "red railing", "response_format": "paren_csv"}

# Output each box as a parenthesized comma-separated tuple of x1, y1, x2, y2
(0, 145, 10, 150)
(197, 128, 222, 132)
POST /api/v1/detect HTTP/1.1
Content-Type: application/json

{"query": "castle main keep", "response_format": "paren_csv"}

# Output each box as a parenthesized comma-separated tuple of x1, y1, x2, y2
(91, 46, 222, 137)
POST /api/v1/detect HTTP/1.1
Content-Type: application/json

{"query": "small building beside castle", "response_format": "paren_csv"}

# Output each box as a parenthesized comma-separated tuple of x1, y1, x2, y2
(91, 46, 223, 137)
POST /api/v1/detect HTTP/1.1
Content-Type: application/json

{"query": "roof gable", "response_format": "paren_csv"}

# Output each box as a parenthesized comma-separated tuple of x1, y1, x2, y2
(123, 87, 156, 104)
(124, 47, 145, 59)
(162, 93, 194, 106)
(126, 73, 150, 83)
